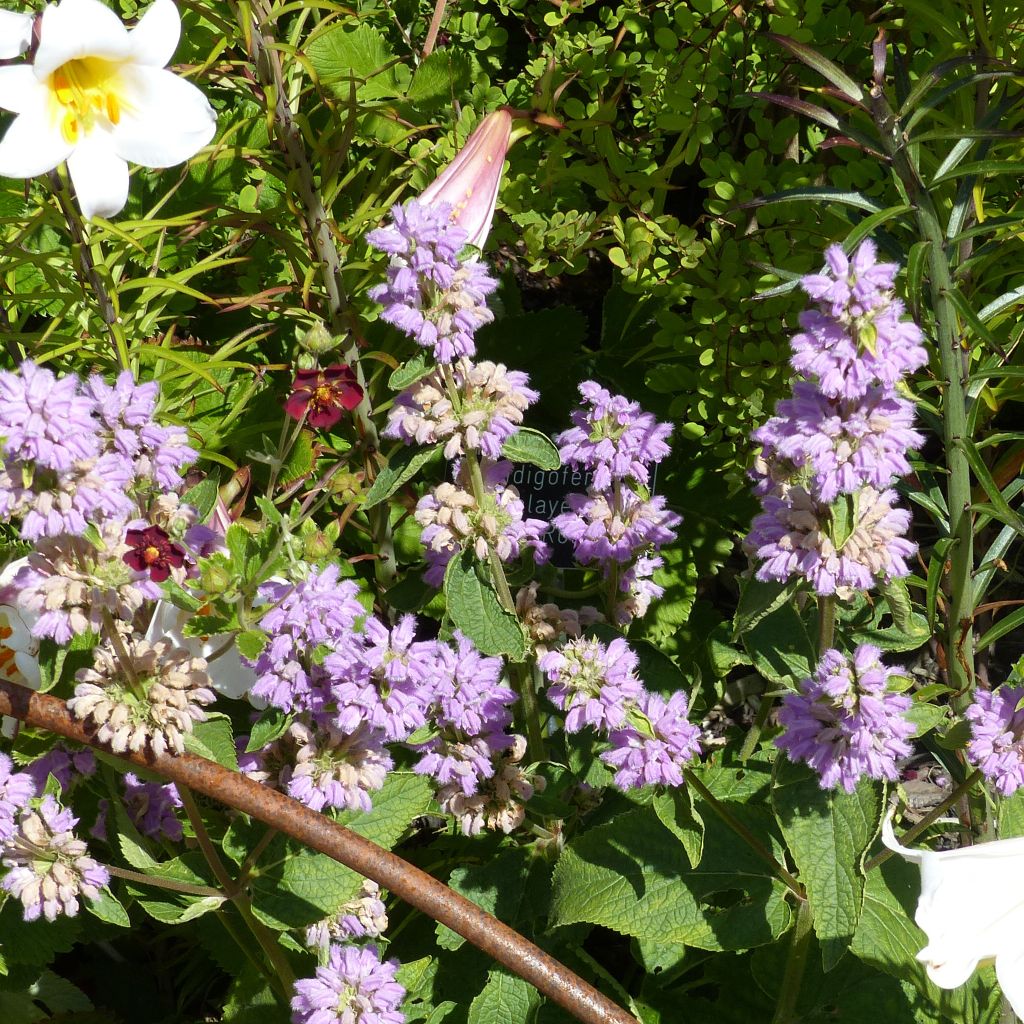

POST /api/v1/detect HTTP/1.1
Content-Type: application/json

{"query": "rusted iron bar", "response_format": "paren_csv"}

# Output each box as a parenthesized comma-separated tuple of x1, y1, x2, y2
(0, 681, 637, 1024)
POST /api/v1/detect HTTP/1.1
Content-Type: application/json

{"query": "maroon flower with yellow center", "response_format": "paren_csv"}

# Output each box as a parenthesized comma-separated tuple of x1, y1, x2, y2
(122, 526, 186, 584)
(284, 365, 363, 429)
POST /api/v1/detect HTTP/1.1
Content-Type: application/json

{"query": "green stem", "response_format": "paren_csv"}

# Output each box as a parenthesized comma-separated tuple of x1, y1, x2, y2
(47, 171, 130, 372)
(817, 595, 836, 656)
(464, 450, 518, 614)
(863, 768, 983, 873)
(178, 785, 295, 1001)
(509, 662, 546, 762)
(869, 86, 975, 706)
(684, 769, 805, 901)
(771, 900, 814, 1024)
(739, 691, 775, 763)
(106, 864, 224, 899)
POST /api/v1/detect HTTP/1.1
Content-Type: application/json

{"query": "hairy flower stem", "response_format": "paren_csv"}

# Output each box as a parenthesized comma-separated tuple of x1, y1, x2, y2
(106, 864, 224, 899)
(178, 785, 295, 1001)
(238, 0, 396, 591)
(863, 768, 984, 873)
(869, 85, 975, 705)
(772, 900, 814, 1024)
(684, 769, 805, 901)
(509, 661, 546, 763)
(47, 171, 131, 373)
(817, 595, 836, 655)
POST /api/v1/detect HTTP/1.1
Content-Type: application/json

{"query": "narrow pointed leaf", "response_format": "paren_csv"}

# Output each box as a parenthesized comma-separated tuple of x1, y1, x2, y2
(769, 35, 864, 101)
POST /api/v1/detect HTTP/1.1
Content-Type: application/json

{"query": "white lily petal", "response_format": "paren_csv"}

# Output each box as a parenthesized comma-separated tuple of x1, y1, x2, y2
(111, 65, 215, 167)
(918, 948, 982, 990)
(66, 132, 129, 218)
(996, 945, 1024, 1019)
(129, 0, 180, 68)
(146, 601, 256, 701)
(0, 104, 74, 178)
(0, 9, 34, 60)
(34, 0, 132, 80)
(0, 66, 48, 115)
(881, 811, 923, 861)
(1, 558, 41, 739)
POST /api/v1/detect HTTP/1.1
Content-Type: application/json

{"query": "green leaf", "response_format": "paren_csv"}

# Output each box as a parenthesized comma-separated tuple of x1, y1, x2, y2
(741, 600, 816, 687)
(184, 714, 240, 771)
(406, 50, 472, 108)
(768, 34, 864, 101)
(135, 894, 225, 924)
(363, 445, 443, 509)
(181, 476, 220, 522)
(307, 23, 404, 100)
(249, 773, 431, 929)
(389, 351, 433, 391)
(876, 576, 916, 635)
(550, 804, 791, 951)
(245, 706, 293, 752)
(957, 438, 1024, 539)
(443, 551, 528, 660)
(740, 187, 884, 213)
(931, 159, 1024, 186)
(772, 760, 880, 970)
(467, 970, 541, 1024)
(279, 431, 315, 486)
(652, 788, 704, 868)
(500, 428, 561, 471)
(733, 577, 803, 638)
(85, 888, 131, 928)
(235, 629, 266, 660)
(978, 605, 1024, 651)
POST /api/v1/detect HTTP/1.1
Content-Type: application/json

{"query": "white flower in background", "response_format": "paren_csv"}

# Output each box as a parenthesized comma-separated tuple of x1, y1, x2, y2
(0, 9, 32, 59)
(0, 557, 41, 739)
(0, 0, 216, 219)
(882, 814, 1024, 1015)
(145, 600, 256, 701)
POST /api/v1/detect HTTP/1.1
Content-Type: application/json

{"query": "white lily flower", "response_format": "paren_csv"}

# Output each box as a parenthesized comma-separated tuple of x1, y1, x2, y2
(0, 9, 33, 59)
(882, 813, 1024, 1014)
(145, 599, 256, 701)
(0, 0, 216, 219)
(0, 557, 41, 738)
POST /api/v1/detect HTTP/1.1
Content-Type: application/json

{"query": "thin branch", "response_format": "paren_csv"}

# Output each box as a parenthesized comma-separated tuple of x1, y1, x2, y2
(0, 680, 637, 1024)
(422, 0, 448, 58)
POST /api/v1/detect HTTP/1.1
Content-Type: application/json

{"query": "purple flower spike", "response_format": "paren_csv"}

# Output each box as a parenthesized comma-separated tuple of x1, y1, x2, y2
(966, 686, 1024, 796)
(291, 943, 405, 1024)
(776, 645, 914, 793)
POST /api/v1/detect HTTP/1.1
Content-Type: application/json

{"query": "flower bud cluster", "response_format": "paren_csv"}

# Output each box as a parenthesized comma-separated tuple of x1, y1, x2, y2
(775, 644, 914, 792)
(745, 241, 925, 597)
(539, 636, 701, 789)
(553, 382, 680, 625)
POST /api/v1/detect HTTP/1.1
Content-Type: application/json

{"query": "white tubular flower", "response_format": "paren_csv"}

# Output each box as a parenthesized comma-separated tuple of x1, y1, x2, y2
(0, 9, 33, 59)
(0, 0, 216, 219)
(882, 814, 1024, 1014)
(0, 557, 41, 740)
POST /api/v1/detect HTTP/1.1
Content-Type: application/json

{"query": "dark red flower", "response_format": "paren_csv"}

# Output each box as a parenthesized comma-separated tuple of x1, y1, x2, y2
(284, 365, 363, 429)
(123, 526, 186, 583)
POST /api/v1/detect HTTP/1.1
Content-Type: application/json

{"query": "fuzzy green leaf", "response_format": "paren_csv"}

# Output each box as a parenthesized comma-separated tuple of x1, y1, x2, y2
(363, 445, 443, 509)
(444, 551, 528, 660)
(500, 428, 561, 471)
(467, 970, 541, 1024)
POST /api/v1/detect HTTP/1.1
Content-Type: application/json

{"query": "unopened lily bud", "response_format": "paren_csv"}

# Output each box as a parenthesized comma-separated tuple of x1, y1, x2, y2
(420, 109, 513, 250)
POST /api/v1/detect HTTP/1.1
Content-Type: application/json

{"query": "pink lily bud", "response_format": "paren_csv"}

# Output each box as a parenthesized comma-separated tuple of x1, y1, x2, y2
(419, 108, 513, 251)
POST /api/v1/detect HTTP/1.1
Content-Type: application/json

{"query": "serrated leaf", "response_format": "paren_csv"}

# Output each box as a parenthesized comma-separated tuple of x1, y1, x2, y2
(773, 760, 880, 970)
(253, 495, 284, 527)
(741, 600, 816, 687)
(184, 714, 239, 771)
(733, 577, 803, 638)
(467, 970, 541, 1024)
(249, 773, 431, 929)
(85, 888, 130, 927)
(235, 629, 266, 660)
(363, 445, 443, 509)
(406, 50, 471, 108)
(550, 804, 791, 951)
(389, 351, 434, 391)
(443, 551, 527, 660)
(181, 477, 220, 522)
(280, 431, 315, 486)
(161, 578, 203, 612)
(245, 706, 292, 752)
(500, 429, 561, 471)
(135, 894, 225, 924)
(307, 23, 404, 100)
(652, 788, 704, 868)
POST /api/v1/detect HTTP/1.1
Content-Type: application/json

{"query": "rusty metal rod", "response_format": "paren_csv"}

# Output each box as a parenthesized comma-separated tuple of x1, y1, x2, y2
(0, 681, 636, 1024)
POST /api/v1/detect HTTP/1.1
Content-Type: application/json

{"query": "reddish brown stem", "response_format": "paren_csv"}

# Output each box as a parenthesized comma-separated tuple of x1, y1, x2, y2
(0, 681, 636, 1024)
